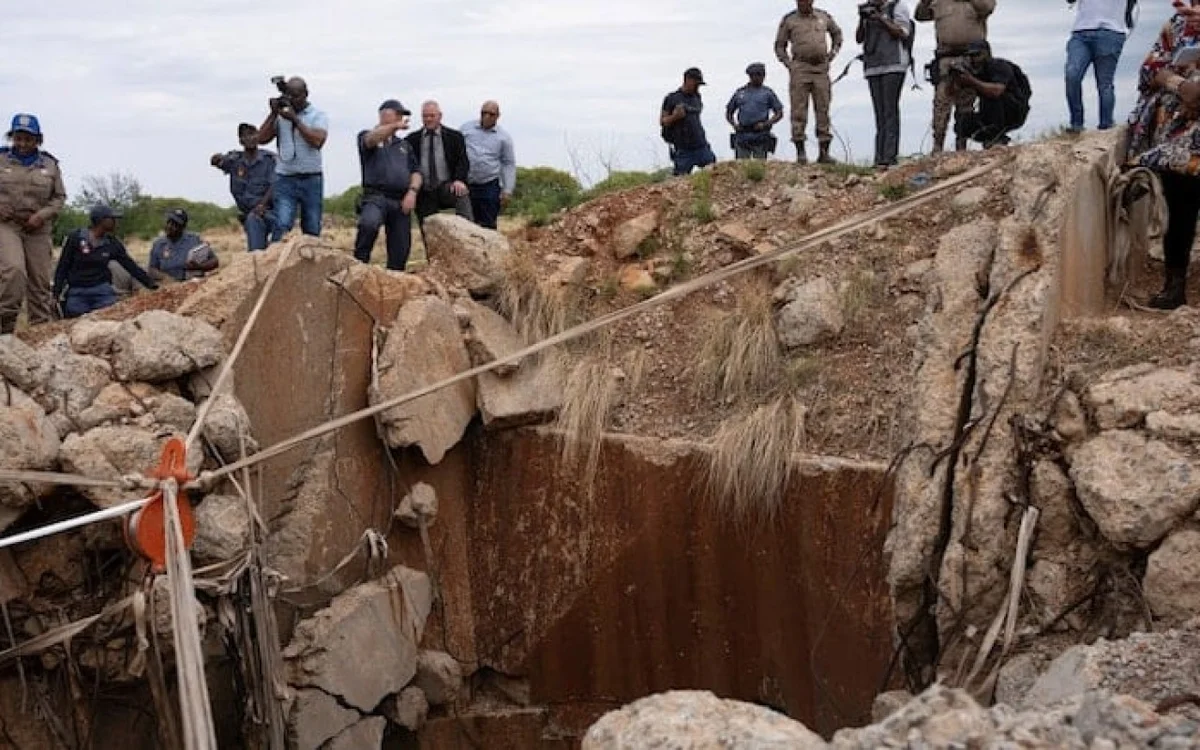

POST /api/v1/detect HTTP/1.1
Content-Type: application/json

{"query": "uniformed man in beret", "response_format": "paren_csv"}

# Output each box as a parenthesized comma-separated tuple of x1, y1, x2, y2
(726, 62, 786, 159)
(775, 0, 844, 164)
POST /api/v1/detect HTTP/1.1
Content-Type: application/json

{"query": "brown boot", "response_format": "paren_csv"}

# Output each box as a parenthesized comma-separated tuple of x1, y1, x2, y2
(817, 143, 836, 164)
(1149, 268, 1188, 310)
(795, 142, 808, 165)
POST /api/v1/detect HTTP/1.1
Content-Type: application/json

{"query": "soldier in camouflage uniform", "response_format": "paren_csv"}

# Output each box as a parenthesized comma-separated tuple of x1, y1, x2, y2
(0, 114, 66, 333)
(915, 0, 996, 153)
(775, 0, 843, 164)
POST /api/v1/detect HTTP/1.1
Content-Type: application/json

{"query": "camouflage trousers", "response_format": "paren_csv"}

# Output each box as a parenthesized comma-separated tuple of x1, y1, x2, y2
(0, 221, 54, 332)
(789, 68, 833, 146)
(932, 56, 979, 150)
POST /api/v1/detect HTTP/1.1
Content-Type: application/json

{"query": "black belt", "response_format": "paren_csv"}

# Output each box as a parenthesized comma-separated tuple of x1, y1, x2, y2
(364, 187, 408, 200)
(285, 172, 322, 178)
(468, 178, 500, 187)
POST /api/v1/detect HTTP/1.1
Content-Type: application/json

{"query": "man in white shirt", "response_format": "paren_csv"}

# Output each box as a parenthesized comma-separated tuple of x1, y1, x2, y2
(1065, 0, 1136, 132)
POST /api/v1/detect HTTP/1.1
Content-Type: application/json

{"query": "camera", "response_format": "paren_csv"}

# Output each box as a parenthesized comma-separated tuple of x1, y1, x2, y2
(858, 2, 881, 18)
(269, 75, 292, 113)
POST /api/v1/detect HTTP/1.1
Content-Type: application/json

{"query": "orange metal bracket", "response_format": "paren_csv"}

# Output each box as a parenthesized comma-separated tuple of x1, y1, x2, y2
(124, 438, 196, 571)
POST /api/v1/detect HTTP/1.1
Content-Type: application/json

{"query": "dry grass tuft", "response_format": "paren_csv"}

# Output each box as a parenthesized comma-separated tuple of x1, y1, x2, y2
(557, 348, 621, 490)
(704, 397, 807, 526)
(842, 269, 887, 330)
(695, 295, 785, 401)
(497, 250, 579, 343)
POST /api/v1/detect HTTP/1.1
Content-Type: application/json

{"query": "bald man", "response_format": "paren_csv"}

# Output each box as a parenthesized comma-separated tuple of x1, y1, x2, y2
(461, 100, 516, 229)
(404, 101, 473, 225)
(257, 76, 329, 236)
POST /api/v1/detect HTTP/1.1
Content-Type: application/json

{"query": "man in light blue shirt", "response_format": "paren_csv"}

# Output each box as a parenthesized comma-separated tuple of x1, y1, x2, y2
(256, 76, 329, 237)
(461, 101, 516, 229)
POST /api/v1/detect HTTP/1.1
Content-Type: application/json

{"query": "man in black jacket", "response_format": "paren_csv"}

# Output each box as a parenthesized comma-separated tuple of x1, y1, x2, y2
(405, 101, 474, 224)
(54, 205, 157, 318)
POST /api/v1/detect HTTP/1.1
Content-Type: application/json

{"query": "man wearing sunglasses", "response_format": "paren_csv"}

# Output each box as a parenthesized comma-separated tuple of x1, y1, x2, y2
(461, 102, 516, 230)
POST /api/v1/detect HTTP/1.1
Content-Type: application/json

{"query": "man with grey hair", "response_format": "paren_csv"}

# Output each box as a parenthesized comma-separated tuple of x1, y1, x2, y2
(404, 101, 473, 225)
(461, 100, 516, 229)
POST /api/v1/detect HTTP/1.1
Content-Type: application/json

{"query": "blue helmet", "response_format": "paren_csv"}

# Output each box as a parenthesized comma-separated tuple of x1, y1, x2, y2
(7, 113, 42, 138)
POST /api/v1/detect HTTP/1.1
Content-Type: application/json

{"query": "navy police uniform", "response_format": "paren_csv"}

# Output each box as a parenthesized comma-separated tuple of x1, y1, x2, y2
(355, 104, 420, 271)
(726, 67, 785, 159)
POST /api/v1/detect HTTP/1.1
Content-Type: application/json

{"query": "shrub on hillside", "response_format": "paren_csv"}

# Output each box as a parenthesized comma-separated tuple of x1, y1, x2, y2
(324, 185, 363, 222)
(53, 198, 238, 243)
(509, 167, 581, 221)
(582, 169, 669, 201)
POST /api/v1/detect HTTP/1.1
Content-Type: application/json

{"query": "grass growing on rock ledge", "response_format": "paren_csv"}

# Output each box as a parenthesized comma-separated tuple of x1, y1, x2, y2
(705, 397, 807, 526)
(695, 295, 784, 401)
(556, 347, 645, 492)
(690, 171, 717, 224)
(497, 250, 579, 343)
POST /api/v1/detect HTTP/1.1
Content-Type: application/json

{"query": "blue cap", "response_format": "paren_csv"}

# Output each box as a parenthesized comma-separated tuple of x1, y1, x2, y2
(746, 62, 767, 76)
(7, 113, 41, 137)
(89, 205, 124, 224)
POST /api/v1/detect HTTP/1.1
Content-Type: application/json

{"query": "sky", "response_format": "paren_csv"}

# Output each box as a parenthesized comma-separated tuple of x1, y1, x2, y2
(0, 0, 1169, 206)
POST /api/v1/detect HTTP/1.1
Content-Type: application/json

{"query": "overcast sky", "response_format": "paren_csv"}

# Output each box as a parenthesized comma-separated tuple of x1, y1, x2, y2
(0, 1, 1168, 206)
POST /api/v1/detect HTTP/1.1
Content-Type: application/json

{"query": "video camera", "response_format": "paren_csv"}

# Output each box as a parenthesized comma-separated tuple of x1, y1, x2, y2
(858, 1, 882, 18)
(269, 76, 293, 114)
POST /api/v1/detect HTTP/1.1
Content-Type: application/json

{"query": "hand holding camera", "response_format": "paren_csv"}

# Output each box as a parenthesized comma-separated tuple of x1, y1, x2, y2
(858, 2, 882, 19)
(269, 75, 295, 119)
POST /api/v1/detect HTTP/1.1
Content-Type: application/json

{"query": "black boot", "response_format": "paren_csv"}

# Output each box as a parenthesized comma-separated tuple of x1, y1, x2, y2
(1149, 268, 1188, 310)
(795, 142, 808, 165)
(0, 316, 14, 336)
(817, 142, 836, 164)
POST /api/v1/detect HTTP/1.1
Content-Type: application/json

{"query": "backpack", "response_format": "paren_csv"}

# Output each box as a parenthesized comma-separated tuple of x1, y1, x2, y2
(1006, 61, 1033, 127)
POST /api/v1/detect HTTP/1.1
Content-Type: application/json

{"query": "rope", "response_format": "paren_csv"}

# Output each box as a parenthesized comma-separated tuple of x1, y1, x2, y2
(204, 157, 1011, 485)
(162, 478, 218, 749)
(0, 495, 155, 551)
(185, 239, 297, 454)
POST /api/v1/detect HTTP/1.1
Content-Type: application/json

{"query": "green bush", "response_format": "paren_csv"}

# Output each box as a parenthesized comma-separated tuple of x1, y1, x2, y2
(690, 170, 716, 224)
(741, 160, 767, 183)
(508, 167, 581, 220)
(54, 198, 238, 243)
(324, 185, 363, 222)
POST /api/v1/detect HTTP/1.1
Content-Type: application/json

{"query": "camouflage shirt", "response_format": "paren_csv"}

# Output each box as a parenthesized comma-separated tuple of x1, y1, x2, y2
(0, 148, 66, 227)
(775, 9, 843, 70)
(914, 0, 995, 53)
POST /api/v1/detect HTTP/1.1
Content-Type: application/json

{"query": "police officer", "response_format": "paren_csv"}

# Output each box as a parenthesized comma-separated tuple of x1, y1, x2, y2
(354, 100, 423, 271)
(661, 68, 718, 176)
(775, 0, 844, 164)
(210, 123, 280, 251)
(148, 209, 219, 283)
(0, 113, 66, 333)
(53, 206, 157, 318)
(726, 63, 786, 159)
(915, 0, 996, 153)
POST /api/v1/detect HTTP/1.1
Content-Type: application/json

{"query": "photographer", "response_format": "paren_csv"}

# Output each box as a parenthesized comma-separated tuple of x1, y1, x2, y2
(256, 76, 328, 237)
(857, 0, 914, 168)
(948, 41, 1031, 148)
(725, 63, 785, 160)
(661, 68, 717, 176)
(915, 0, 996, 153)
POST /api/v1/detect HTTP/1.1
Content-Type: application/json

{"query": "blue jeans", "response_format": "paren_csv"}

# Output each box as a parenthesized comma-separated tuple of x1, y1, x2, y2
(242, 211, 282, 252)
(64, 284, 117, 318)
(671, 144, 716, 176)
(469, 179, 502, 230)
(274, 174, 324, 236)
(1065, 28, 1126, 130)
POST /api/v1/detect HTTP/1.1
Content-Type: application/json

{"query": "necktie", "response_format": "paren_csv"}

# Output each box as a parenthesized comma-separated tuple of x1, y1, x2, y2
(426, 131, 440, 189)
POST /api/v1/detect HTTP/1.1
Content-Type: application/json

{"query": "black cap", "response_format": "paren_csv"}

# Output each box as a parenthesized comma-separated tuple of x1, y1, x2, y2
(165, 208, 189, 227)
(237, 122, 257, 136)
(684, 67, 706, 85)
(379, 99, 411, 115)
(89, 205, 123, 224)
(746, 62, 767, 76)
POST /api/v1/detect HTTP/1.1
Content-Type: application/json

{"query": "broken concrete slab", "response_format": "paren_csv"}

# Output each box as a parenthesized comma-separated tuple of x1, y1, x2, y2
(423, 214, 511, 295)
(324, 717, 386, 750)
(477, 357, 563, 429)
(191, 495, 250, 564)
(462, 300, 524, 376)
(371, 297, 477, 465)
(382, 686, 429, 732)
(287, 688, 360, 750)
(58, 425, 203, 509)
(413, 650, 463, 707)
(1068, 430, 1200, 549)
(283, 566, 433, 712)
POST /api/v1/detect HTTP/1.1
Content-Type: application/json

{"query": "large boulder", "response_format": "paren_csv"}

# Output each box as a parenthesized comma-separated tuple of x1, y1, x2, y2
(461, 300, 525, 375)
(195, 393, 258, 460)
(324, 717, 386, 750)
(1068, 430, 1200, 549)
(370, 297, 476, 465)
(287, 689, 360, 750)
(423, 214, 511, 295)
(1143, 528, 1200, 625)
(191, 495, 250, 564)
(582, 691, 826, 750)
(58, 426, 202, 508)
(774, 277, 844, 349)
(1084, 365, 1200, 431)
(0, 387, 60, 520)
(476, 357, 562, 429)
(283, 566, 433, 713)
(610, 211, 659, 260)
(72, 311, 225, 382)
(38, 335, 112, 424)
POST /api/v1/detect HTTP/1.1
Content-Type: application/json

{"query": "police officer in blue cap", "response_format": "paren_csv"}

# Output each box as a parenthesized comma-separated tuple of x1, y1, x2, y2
(726, 63, 786, 159)
(0, 113, 67, 332)
(354, 99, 423, 271)
(53, 205, 157, 318)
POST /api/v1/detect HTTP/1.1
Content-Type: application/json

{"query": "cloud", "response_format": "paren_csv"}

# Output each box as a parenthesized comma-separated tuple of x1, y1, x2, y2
(0, 0, 1170, 204)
